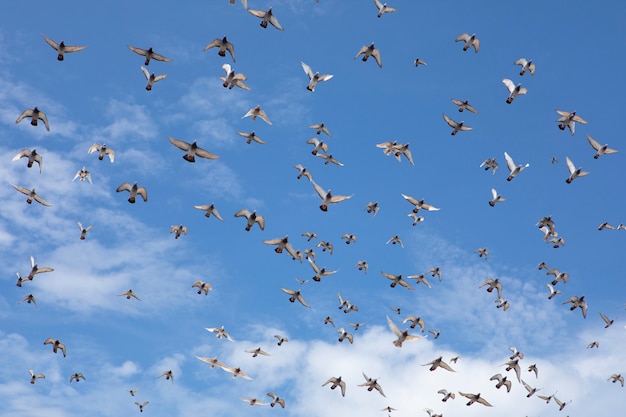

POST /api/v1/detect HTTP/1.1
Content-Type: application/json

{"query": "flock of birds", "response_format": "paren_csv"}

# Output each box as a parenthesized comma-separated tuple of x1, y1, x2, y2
(6, 1, 624, 416)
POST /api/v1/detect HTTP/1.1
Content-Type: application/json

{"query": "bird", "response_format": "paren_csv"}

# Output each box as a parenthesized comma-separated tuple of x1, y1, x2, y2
(355, 260, 368, 273)
(234, 209, 265, 231)
(118, 289, 141, 300)
(281, 288, 310, 308)
(168, 137, 219, 162)
(309, 122, 332, 137)
(240, 397, 267, 407)
(521, 379, 541, 397)
(26, 256, 54, 281)
(203, 36, 235, 61)
(455, 33, 480, 52)
(311, 180, 352, 211)
(316, 240, 333, 254)
(549, 236, 566, 248)
(490, 373, 512, 392)
(365, 201, 380, 217)
(348, 322, 365, 331)
(391, 143, 414, 165)
(322, 376, 346, 397)
(502, 78, 527, 103)
(69, 373, 86, 383)
(355, 43, 382, 68)
(479, 158, 498, 174)
(159, 369, 174, 382)
(408, 213, 425, 226)
(72, 167, 92, 184)
(308, 258, 338, 282)
(193, 203, 224, 221)
(402, 315, 425, 331)
(504, 151, 530, 181)
(551, 156, 559, 164)
(12, 149, 43, 173)
(128, 387, 140, 397)
(387, 316, 423, 347)
(427, 267, 442, 282)
(116, 182, 148, 203)
(437, 389, 455, 402)
(43, 338, 66, 357)
(307, 137, 329, 155)
(88, 143, 114, 162)
(475, 247, 489, 259)
(598, 222, 615, 231)
(140, 66, 167, 90)
(237, 131, 265, 144)
(77, 222, 94, 240)
(205, 326, 234, 341)
(263, 235, 301, 260)
(191, 280, 212, 295)
(442, 113, 472, 135)
(245, 347, 270, 357)
(563, 295, 587, 318)
(586, 134, 618, 159)
(458, 392, 492, 406)
(247, 7, 284, 30)
(301, 61, 333, 91)
(513, 58, 536, 76)
(407, 274, 432, 288)
(316, 153, 344, 166)
(381, 272, 414, 289)
(42, 35, 86, 60)
(556, 110, 587, 135)
(553, 396, 571, 411)
(546, 283, 562, 299)
(135, 402, 149, 412)
(242, 105, 272, 124)
(565, 156, 589, 183)
(401, 193, 440, 213)
(528, 364, 539, 378)
(609, 374, 624, 387)
(600, 312, 614, 328)
(266, 392, 285, 408)
(196, 356, 227, 369)
(414, 58, 427, 67)
(19, 293, 37, 306)
(479, 278, 503, 299)
(373, 0, 396, 17)
(359, 372, 386, 396)
(587, 341, 599, 349)
(12, 185, 52, 206)
(429, 329, 441, 339)
(337, 327, 354, 344)
(423, 356, 455, 372)
(386, 235, 404, 248)
(16, 107, 50, 131)
(488, 188, 506, 207)
(324, 316, 335, 327)
(28, 370, 45, 384)
(220, 63, 250, 90)
(301, 231, 317, 241)
(451, 99, 478, 113)
(341, 233, 357, 244)
(274, 335, 288, 346)
(294, 164, 313, 181)
(127, 45, 171, 65)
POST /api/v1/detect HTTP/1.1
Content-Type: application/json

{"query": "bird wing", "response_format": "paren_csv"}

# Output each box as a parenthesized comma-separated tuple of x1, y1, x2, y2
(386, 316, 402, 337)
(504, 152, 515, 172)
(32, 193, 52, 206)
(586, 134, 601, 151)
(150, 51, 171, 62)
(168, 136, 191, 151)
(565, 156, 576, 174)
(442, 113, 457, 128)
(311, 180, 327, 200)
(193, 146, 220, 160)
(301, 62, 314, 80)
(354, 45, 369, 59)
(502, 78, 515, 94)
(136, 187, 148, 202)
(371, 48, 382, 68)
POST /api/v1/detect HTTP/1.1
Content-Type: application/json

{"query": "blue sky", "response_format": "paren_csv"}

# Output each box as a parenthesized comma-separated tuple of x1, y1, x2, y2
(1, 0, 625, 415)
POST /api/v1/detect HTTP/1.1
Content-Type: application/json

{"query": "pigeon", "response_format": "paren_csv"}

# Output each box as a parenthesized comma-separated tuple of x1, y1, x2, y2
(443, 113, 472, 135)
(193, 203, 224, 221)
(309, 122, 332, 137)
(355, 260, 369, 273)
(245, 347, 270, 358)
(69, 373, 86, 383)
(128, 387, 140, 396)
(42, 34, 86, 60)
(451, 99, 478, 113)
(12, 185, 52, 206)
(274, 335, 288, 346)
(159, 370, 174, 382)
(116, 182, 148, 203)
(72, 167, 92, 184)
(358, 372, 386, 396)
(281, 288, 310, 308)
(234, 209, 265, 231)
(220, 63, 250, 90)
(294, 164, 313, 181)
(19, 293, 37, 306)
(504, 151, 529, 181)
(337, 327, 354, 344)
(168, 137, 219, 162)
(423, 357, 455, 372)
(170, 225, 188, 239)
(127, 45, 171, 65)
(12, 149, 43, 173)
(355, 43, 382, 68)
(608, 374, 624, 387)
(307, 137, 329, 155)
(479, 278, 503, 299)
(563, 295, 587, 318)
(386, 315, 423, 347)
(401, 193, 440, 213)
(489, 188, 505, 207)
(206, 326, 234, 341)
(242, 105, 271, 124)
(455, 33, 480, 52)
(237, 131, 265, 144)
(301, 62, 333, 91)
(77, 222, 94, 240)
(88, 143, 114, 162)
(458, 392, 492, 406)
(16, 107, 50, 131)
(322, 376, 346, 397)
(140, 66, 167, 90)
(308, 258, 338, 282)
(247, 7, 284, 30)
(437, 389, 455, 402)
(600, 312, 614, 328)
(556, 110, 587, 135)
(135, 402, 149, 412)
(381, 272, 414, 289)
(490, 373, 512, 392)
(479, 158, 498, 174)
(196, 356, 227, 369)
(28, 370, 45, 384)
(192, 280, 212, 295)
(386, 235, 404, 248)
(502, 78, 527, 103)
(373, 0, 396, 17)
(414, 58, 427, 67)
(586, 134, 618, 159)
(118, 289, 141, 300)
(43, 338, 66, 357)
(266, 392, 285, 408)
(565, 156, 589, 183)
(203, 36, 235, 61)
(546, 283, 562, 299)
(513, 58, 535, 76)
(311, 180, 353, 211)
(475, 247, 489, 259)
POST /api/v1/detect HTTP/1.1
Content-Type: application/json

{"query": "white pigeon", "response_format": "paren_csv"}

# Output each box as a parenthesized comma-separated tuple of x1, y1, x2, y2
(513, 58, 535, 76)
(489, 188, 505, 207)
(140, 66, 167, 90)
(586, 134, 618, 159)
(373, 0, 396, 18)
(455, 33, 480, 52)
(311, 180, 352, 211)
(565, 156, 589, 184)
(301, 62, 333, 92)
(504, 152, 529, 181)
(220, 63, 250, 90)
(502, 78, 527, 103)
